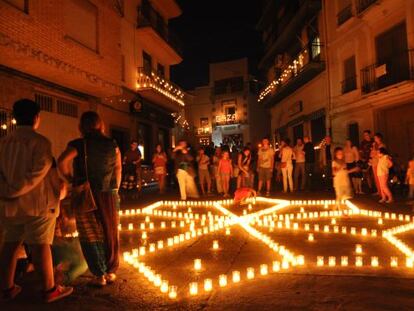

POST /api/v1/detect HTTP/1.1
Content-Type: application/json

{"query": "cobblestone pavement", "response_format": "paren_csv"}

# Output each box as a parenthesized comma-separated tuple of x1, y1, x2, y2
(3, 189, 414, 311)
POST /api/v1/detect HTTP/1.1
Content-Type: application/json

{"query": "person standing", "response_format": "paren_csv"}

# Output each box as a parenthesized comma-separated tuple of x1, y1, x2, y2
(196, 148, 212, 195)
(59, 111, 122, 287)
(173, 140, 199, 200)
(122, 141, 142, 192)
(152, 144, 167, 194)
(406, 158, 414, 202)
(344, 139, 362, 194)
(237, 147, 252, 188)
(332, 147, 356, 207)
(218, 150, 233, 198)
(279, 138, 294, 193)
(257, 138, 275, 196)
(293, 138, 306, 191)
(359, 130, 374, 192)
(0, 99, 73, 302)
(319, 136, 335, 191)
(371, 133, 386, 197)
(303, 136, 315, 191)
(212, 147, 223, 194)
(377, 147, 393, 203)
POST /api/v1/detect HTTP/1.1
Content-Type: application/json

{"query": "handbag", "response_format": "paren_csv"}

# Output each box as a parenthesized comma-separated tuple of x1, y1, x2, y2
(71, 139, 97, 213)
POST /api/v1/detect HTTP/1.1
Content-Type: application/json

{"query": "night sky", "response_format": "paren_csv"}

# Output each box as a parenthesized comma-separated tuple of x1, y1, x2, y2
(170, 0, 263, 91)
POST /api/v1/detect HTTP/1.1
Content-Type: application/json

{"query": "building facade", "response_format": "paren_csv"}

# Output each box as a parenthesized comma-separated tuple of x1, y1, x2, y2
(186, 58, 269, 149)
(258, 0, 414, 163)
(0, 0, 185, 162)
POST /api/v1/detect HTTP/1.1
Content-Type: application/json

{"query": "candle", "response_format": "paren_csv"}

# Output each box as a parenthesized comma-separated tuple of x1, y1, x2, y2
(308, 233, 314, 241)
(390, 257, 398, 267)
(232, 270, 241, 283)
(406, 257, 414, 268)
(149, 222, 154, 230)
(371, 256, 379, 267)
(219, 274, 227, 287)
(139, 246, 146, 256)
(341, 256, 348, 266)
(247, 267, 255, 279)
(355, 256, 363, 267)
(272, 261, 280, 272)
(141, 231, 147, 239)
(260, 264, 268, 275)
(324, 225, 330, 233)
(154, 274, 162, 287)
(168, 285, 177, 299)
(317, 256, 324, 266)
(351, 227, 356, 235)
(331, 219, 336, 225)
(213, 240, 219, 250)
(128, 223, 133, 231)
(225, 228, 231, 235)
(297, 255, 305, 266)
(140, 223, 145, 230)
(204, 278, 213, 291)
(189, 282, 198, 295)
(328, 256, 336, 267)
(194, 259, 202, 271)
(161, 280, 169, 293)
(355, 244, 362, 254)
(149, 243, 155, 252)
(361, 228, 367, 236)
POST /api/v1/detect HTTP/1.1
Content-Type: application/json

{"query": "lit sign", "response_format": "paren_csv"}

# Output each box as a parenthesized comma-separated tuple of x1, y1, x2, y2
(215, 114, 236, 124)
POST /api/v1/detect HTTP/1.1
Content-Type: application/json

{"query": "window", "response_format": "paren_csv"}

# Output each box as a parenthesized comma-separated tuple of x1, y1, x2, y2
(35, 93, 53, 112)
(143, 51, 152, 75)
(348, 122, 359, 147)
(64, 0, 98, 52)
(225, 106, 236, 116)
(200, 117, 209, 127)
(342, 56, 357, 93)
(311, 115, 326, 144)
(57, 100, 78, 118)
(337, 0, 353, 25)
(157, 63, 165, 78)
(214, 77, 244, 95)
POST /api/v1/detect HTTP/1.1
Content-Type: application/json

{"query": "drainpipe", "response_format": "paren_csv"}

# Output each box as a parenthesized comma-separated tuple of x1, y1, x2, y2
(321, 0, 333, 138)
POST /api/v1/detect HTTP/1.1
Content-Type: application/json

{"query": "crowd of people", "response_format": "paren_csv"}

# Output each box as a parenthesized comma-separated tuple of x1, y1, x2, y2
(1, 98, 413, 303)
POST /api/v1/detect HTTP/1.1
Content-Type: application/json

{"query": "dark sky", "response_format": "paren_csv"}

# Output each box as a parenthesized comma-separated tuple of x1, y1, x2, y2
(170, 0, 263, 91)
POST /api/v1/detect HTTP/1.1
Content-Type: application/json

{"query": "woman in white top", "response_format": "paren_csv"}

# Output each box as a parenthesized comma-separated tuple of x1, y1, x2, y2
(279, 138, 294, 193)
(343, 139, 362, 194)
(377, 147, 393, 203)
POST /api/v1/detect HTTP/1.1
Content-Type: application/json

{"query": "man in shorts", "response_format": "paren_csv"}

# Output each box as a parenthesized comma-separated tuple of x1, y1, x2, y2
(0, 99, 73, 302)
(257, 138, 275, 196)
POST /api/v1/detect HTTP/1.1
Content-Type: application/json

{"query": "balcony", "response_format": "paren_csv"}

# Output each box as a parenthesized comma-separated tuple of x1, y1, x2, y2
(137, 5, 182, 64)
(341, 76, 357, 94)
(361, 49, 414, 94)
(258, 42, 325, 107)
(259, 0, 322, 70)
(136, 67, 185, 111)
(337, 4, 353, 26)
(356, 0, 379, 15)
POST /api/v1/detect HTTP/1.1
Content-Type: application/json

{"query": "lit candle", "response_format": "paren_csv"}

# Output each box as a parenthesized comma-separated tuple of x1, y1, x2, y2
(247, 267, 255, 279)
(355, 244, 362, 254)
(378, 218, 383, 225)
(341, 256, 348, 266)
(219, 274, 227, 287)
(351, 227, 356, 235)
(128, 223, 133, 231)
(161, 280, 169, 293)
(324, 225, 330, 233)
(140, 223, 145, 230)
(141, 231, 147, 239)
(341, 227, 347, 234)
(149, 222, 154, 230)
(328, 256, 336, 267)
(225, 228, 231, 235)
(149, 243, 155, 252)
(232, 270, 241, 283)
(355, 256, 363, 267)
(308, 233, 314, 241)
(260, 264, 268, 275)
(139, 246, 146, 256)
(317, 256, 324, 266)
(189, 282, 198, 295)
(194, 259, 202, 271)
(304, 224, 310, 231)
(213, 240, 219, 250)
(168, 285, 177, 299)
(371, 256, 379, 267)
(154, 274, 162, 287)
(390, 256, 398, 267)
(406, 257, 413, 268)
(204, 278, 213, 291)
(361, 228, 367, 236)
(331, 219, 336, 225)
(272, 261, 280, 272)
(314, 224, 320, 232)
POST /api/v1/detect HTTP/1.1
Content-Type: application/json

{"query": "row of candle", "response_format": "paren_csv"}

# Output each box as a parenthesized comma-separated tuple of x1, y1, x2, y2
(316, 255, 414, 268)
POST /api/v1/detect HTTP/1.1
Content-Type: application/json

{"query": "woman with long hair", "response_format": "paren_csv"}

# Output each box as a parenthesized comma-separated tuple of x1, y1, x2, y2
(58, 111, 122, 287)
(377, 147, 393, 203)
(371, 133, 386, 196)
(152, 144, 167, 194)
(237, 147, 252, 188)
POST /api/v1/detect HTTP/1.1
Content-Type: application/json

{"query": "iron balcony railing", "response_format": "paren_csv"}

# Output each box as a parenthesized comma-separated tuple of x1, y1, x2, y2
(137, 5, 183, 56)
(356, 0, 379, 14)
(341, 76, 357, 94)
(361, 49, 414, 94)
(337, 4, 353, 26)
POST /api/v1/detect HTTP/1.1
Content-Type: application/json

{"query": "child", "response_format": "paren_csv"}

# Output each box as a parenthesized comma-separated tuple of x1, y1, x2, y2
(377, 147, 393, 203)
(405, 159, 414, 201)
(218, 151, 233, 198)
(332, 147, 357, 207)
(196, 148, 212, 195)
(234, 187, 257, 205)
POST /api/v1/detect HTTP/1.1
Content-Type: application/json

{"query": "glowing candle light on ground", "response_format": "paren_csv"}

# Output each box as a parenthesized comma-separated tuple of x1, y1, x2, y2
(406, 257, 414, 268)
(204, 279, 213, 291)
(272, 261, 280, 272)
(260, 264, 268, 275)
(232, 271, 241, 283)
(391, 257, 398, 267)
(128, 223, 133, 231)
(297, 255, 305, 266)
(189, 282, 198, 295)
(161, 280, 169, 293)
(308, 233, 314, 241)
(219, 274, 227, 287)
(213, 240, 219, 250)
(317, 256, 324, 266)
(194, 259, 202, 271)
(371, 256, 379, 267)
(247, 267, 255, 279)
(142, 231, 147, 239)
(168, 286, 177, 299)
(355, 256, 363, 267)
(328, 256, 336, 267)
(341, 256, 348, 266)
(355, 244, 362, 254)
(225, 228, 231, 235)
